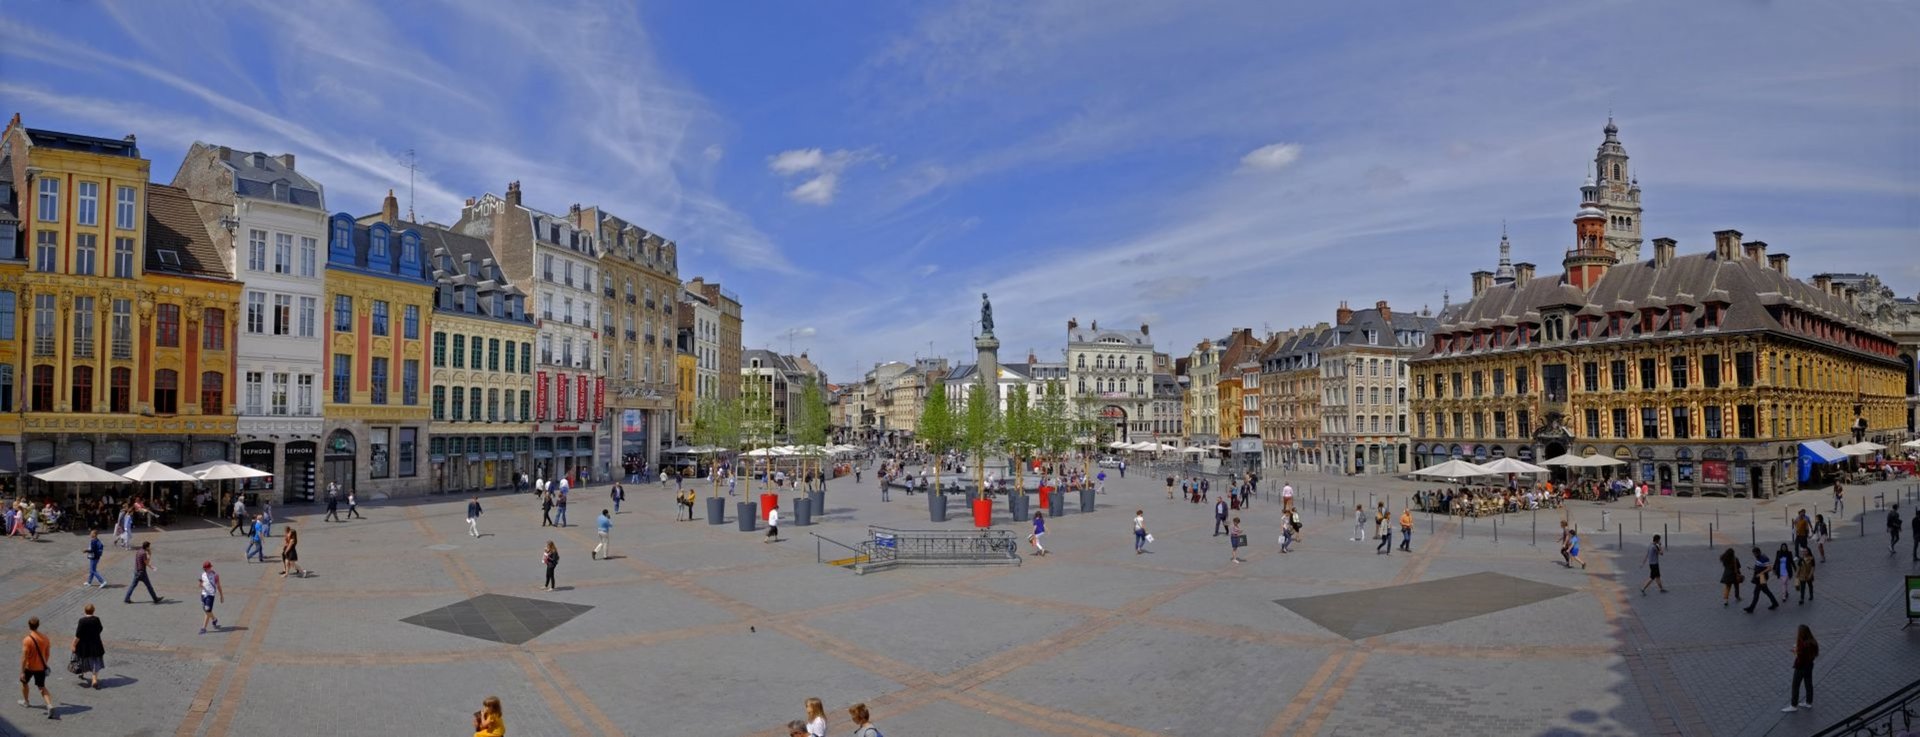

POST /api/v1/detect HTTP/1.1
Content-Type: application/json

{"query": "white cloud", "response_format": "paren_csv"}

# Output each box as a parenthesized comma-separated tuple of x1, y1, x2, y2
(1239, 142, 1302, 172)
(766, 147, 874, 206)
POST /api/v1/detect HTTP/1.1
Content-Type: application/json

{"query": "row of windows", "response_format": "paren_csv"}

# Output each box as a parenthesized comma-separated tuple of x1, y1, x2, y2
(1324, 387, 1408, 407)
(30, 232, 139, 277)
(329, 355, 420, 406)
(0, 365, 220, 415)
(1436, 307, 1728, 355)
(433, 333, 533, 374)
(1322, 415, 1408, 435)
(246, 292, 318, 338)
(1077, 377, 1145, 395)
(1419, 351, 1769, 400)
(241, 372, 317, 416)
(329, 296, 421, 339)
(431, 386, 533, 424)
(34, 180, 138, 230)
(1323, 357, 1407, 378)
(246, 229, 319, 277)
(1418, 404, 1767, 442)
(1075, 353, 1147, 372)
(1, 292, 219, 357)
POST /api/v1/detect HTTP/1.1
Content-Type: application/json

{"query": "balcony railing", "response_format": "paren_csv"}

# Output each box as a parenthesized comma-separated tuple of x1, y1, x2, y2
(604, 287, 616, 298)
(626, 294, 637, 305)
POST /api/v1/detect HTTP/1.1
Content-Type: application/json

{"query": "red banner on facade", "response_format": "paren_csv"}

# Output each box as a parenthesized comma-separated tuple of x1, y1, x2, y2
(536, 371, 549, 421)
(1702, 460, 1729, 485)
(594, 377, 605, 420)
(558, 374, 571, 422)
(578, 375, 589, 424)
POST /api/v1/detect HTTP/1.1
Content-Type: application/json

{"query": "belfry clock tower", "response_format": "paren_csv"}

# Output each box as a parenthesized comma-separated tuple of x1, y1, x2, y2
(1581, 118, 1643, 263)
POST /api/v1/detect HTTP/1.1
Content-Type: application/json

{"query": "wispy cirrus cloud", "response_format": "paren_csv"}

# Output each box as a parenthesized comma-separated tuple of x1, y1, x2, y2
(1239, 142, 1302, 172)
(766, 147, 878, 206)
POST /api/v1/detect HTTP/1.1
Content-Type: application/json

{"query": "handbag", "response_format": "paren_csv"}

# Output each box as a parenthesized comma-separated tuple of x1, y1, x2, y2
(66, 651, 82, 674)
(1231, 533, 1248, 547)
(1144, 533, 1154, 543)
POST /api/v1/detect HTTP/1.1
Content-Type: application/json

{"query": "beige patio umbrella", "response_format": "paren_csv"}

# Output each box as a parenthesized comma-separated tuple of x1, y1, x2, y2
(32, 461, 132, 513)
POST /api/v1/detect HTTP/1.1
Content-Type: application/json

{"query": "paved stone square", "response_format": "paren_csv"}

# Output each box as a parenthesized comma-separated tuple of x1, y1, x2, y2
(0, 467, 1914, 736)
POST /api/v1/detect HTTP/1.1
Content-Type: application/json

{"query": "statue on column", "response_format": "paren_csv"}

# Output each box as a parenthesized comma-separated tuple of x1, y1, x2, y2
(980, 293, 994, 337)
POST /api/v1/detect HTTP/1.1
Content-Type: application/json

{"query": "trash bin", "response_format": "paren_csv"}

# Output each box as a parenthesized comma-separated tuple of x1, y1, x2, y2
(737, 502, 757, 532)
(794, 497, 813, 526)
(706, 496, 726, 525)
(1049, 488, 1066, 517)
(930, 492, 948, 523)
(807, 490, 825, 518)
(1010, 492, 1030, 522)
(1079, 487, 1095, 513)
(972, 497, 992, 528)
(964, 488, 977, 506)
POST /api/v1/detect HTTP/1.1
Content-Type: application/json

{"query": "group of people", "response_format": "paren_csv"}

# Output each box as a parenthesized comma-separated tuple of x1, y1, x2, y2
(1416, 486, 1567, 517)
(783, 696, 884, 737)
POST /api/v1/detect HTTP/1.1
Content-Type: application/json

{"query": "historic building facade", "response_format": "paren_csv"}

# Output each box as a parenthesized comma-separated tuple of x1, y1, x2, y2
(1315, 301, 1434, 475)
(686, 277, 742, 404)
(422, 223, 535, 494)
(323, 200, 433, 498)
(1411, 128, 1905, 497)
(455, 184, 601, 485)
(172, 143, 327, 503)
(1260, 325, 1329, 470)
(1184, 338, 1222, 446)
(4, 120, 241, 479)
(1066, 318, 1155, 443)
(581, 207, 678, 477)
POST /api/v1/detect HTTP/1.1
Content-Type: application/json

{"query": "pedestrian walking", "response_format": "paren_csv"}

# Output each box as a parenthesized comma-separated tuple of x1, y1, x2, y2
(1720, 547, 1743, 606)
(346, 490, 362, 519)
(1229, 517, 1246, 564)
(677, 490, 696, 521)
(1352, 504, 1366, 542)
(1375, 504, 1391, 555)
(124, 541, 160, 604)
(1280, 513, 1296, 553)
(1399, 508, 1413, 552)
(18, 616, 54, 719)
(261, 501, 273, 537)
(612, 483, 626, 514)
(541, 541, 559, 591)
(72, 604, 103, 690)
(466, 496, 483, 538)
(116, 506, 133, 550)
(473, 695, 505, 737)
(554, 488, 569, 528)
(324, 487, 342, 523)
(1792, 510, 1811, 558)
(1641, 535, 1667, 595)
(198, 561, 223, 633)
(1281, 482, 1295, 513)
(1831, 481, 1844, 515)
(83, 530, 106, 588)
(803, 696, 828, 736)
(1213, 497, 1229, 536)
(593, 510, 611, 560)
(228, 497, 247, 536)
(1567, 528, 1585, 569)
(1782, 625, 1818, 712)
(280, 527, 306, 578)
(1794, 550, 1816, 603)
(1774, 542, 1796, 601)
(245, 516, 265, 562)
(1813, 513, 1830, 563)
(540, 491, 554, 527)
(847, 703, 882, 737)
(1134, 510, 1150, 554)
(765, 505, 781, 543)
(1910, 508, 1919, 562)
(1890, 504, 1903, 555)
(1029, 511, 1047, 556)
(1744, 546, 1779, 612)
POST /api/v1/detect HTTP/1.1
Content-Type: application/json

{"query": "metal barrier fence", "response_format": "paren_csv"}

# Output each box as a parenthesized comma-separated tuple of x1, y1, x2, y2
(814, 526, 1020, 574)
(1810, 677, 1919, 737)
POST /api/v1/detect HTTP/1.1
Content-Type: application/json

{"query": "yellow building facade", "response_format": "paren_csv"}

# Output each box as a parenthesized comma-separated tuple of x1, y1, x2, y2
(582, 207, 680, 477)
(322, 210, 434, 498)
(5, 119, 241, 482)
(421, 220, 538, 493)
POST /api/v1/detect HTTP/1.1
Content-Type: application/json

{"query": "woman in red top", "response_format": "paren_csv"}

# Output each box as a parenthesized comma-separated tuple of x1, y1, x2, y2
(1784, 625, 1818, 712)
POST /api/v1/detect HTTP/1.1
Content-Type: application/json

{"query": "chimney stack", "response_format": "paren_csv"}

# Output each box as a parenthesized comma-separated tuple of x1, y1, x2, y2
(1841, 285, 1858, 307)
(1091, 320, 1098, 330)
(1375, 300, 1392, 322)
(381, 189, 399, 224)
(1067, 317, 1078, 330)
(1140, 323, 1149, 336)
(276, 153, 295, 170)
(217, 145, 232, 161)
(1813, 274, 1832, 294)
(505, 181, 522, 207)
(1514, 262, 1536, 282)
(1743, 240, 1767, 262)
(1653, 238, 1676, 269)
(1712, 229, 1742, 260)
(1335, 301, 1355, 324)
(1767, 253, 1789, 277)
(1469, 271, 1493, 298)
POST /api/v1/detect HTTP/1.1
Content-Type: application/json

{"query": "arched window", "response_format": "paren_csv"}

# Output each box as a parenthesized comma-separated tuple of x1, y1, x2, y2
(1076, 354, 1085, 369)
(1612, 164, 1621, 180)
(110, 368, 130, 413)
(71, 366, 92, 413)
(153, 369, 179, 414)
(200, 372, 224, 414)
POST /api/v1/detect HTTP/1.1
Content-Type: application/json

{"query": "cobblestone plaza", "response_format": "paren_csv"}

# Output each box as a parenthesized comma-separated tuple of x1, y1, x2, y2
(0, 467, 1913, 736)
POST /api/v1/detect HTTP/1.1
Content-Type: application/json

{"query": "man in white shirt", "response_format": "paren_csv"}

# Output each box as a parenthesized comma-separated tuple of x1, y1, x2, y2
(765, 506, 781, 543)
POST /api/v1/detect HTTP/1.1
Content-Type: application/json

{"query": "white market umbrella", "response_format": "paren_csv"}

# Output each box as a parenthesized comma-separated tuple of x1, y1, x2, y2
(1412, 459, 1491, 480)
(1904, 440, 1920, 449)
(1180, 446, 1208, 454)
(179, 460, 273, 481)
(664, 445, 699, 454)
(115, 461, 199, 483)
(34, 461, 136, 484)
(1539, 454, 1582, 467)
(1571, 455, 1627, 467)
(1106, 441, 1131, 449)
(1836, 442, 1883, 456)
(1477, 457, 1551, 475)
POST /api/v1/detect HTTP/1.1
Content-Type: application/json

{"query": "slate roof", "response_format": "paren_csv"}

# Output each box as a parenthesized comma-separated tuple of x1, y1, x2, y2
(25, 128, 139, 158)
(1262, 325, 1335, 371)
(1326, 307, 1438, 348)
(143, 183, 231, 280)
(1069, 323, 1151, 347)
(204, 145, 324, 209)
(416, 219, 527, 298)
(1426, 248, 1895, 363)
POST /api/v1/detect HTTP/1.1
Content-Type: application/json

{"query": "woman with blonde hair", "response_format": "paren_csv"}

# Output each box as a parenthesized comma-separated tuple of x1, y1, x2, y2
(803, 696, 827, 736)
(473, 695, 504, 737)
(541, 541, 559, 591)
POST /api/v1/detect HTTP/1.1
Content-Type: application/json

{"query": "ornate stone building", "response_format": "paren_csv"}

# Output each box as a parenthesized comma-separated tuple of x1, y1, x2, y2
(1066, 318, 1155, 443)
(1411, 127, 1905, 497)
(1184, 338, 1223, 446)
(1818, 273, 1919, 439)
(421, 222, 535, 494)
(323, 200, 433, 498)
(1260, 325, 1329, 470)
(1317, 301, 1435, 475)
(579, 206, 678, 477)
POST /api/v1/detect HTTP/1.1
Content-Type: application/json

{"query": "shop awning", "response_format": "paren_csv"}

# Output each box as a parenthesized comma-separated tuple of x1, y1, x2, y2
(1798, 441, 1848, 465)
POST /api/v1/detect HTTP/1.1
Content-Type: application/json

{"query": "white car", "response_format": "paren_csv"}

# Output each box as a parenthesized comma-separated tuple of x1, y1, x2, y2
(1096, 456, 1124, 468)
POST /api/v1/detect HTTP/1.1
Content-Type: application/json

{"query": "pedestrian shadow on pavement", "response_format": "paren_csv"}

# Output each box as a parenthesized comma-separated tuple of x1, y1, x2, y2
(94, 674, 138, 689)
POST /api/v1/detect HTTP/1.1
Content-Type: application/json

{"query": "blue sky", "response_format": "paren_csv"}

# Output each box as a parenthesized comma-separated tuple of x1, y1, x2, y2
(4, 1, 1916, 379)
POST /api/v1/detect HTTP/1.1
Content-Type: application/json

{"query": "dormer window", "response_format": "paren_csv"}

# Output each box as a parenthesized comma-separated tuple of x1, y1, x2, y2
(1543, 314, 1566, 343)
(329, 217, 352, 262)
(370, 227, 388, 260)
(401, 234, 420, 274)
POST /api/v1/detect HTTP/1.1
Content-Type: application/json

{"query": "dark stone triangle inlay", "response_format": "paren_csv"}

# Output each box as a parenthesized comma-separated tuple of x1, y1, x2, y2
(1276, 571, 1574, 640)
(400, 594, 595, 644)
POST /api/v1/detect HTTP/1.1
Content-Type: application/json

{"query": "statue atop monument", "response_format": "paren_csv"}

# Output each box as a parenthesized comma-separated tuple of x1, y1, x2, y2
(980, 292, 995, 336)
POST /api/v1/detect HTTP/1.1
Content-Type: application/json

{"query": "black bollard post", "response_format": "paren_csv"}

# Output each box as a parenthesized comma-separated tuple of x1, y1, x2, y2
(1531, 507, 1537, 547)
(1638, 506, 1643, 532)
(1617, 526, 1623, 551)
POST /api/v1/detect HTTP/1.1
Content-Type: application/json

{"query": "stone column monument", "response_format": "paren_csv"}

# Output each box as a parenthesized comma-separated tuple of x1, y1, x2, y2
(975, 293, 1000, 392)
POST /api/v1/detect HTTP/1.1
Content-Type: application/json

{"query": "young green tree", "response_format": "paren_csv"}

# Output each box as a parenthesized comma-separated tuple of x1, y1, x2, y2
(690, 396, 743, 496)
(1035, 379, 1072, 479)
(962, 379, 1002, 493)
(1002, 383, 1036, 491)
(795, 380, 832, 480)
(1072, 394, 1104, 481)
(740, 380, 778, 496)
(919, 380, 958, 494)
